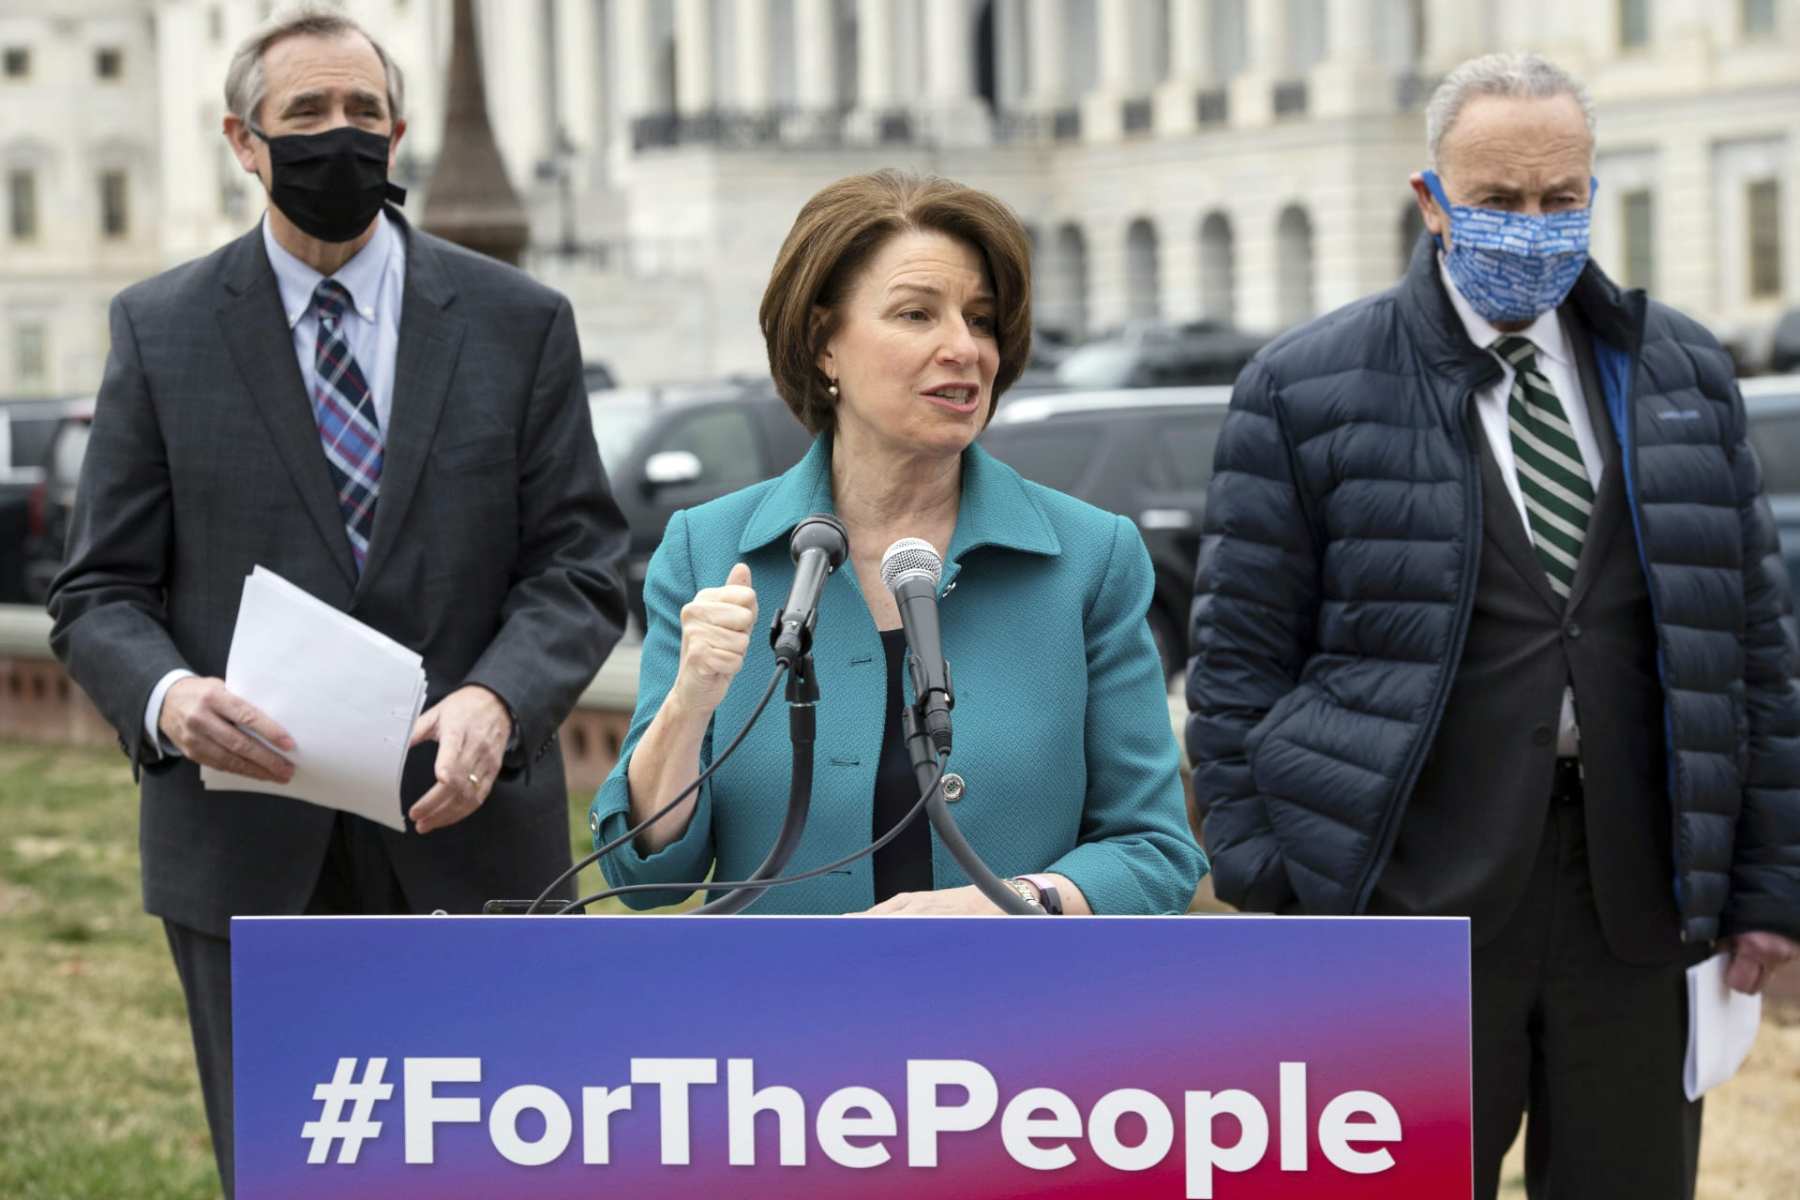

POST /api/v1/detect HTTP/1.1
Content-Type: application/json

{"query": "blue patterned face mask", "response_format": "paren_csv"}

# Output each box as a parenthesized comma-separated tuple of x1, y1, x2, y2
(1423, 170, 1594, 326)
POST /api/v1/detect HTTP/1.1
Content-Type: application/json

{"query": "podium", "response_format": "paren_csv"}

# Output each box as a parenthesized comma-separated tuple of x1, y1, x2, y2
(233, 914, 1472, 1198)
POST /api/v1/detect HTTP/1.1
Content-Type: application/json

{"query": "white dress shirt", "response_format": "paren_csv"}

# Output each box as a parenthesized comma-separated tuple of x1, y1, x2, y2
(1439, 255, 1606, 758)
(143, 213, 407, 754)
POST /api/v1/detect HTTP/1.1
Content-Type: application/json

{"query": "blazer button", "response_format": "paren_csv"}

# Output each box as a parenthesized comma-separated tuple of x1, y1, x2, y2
(941, 773, 965, 803)
(1531, 724, 1553, 746)
(1564, 622, 1582, 640)
(587, 810, 600, 834)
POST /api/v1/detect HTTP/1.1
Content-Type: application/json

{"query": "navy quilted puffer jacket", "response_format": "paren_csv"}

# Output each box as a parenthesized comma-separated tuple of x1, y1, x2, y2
(1187, 239, 1800, 944)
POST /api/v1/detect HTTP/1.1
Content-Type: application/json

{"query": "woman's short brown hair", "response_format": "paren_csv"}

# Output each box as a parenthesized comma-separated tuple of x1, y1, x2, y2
(759, 170, 1033, 434)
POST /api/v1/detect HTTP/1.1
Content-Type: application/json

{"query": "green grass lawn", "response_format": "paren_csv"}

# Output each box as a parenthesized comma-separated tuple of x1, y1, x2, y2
(6, 741, 1795, 1199)
(0, 740, 662, 1200)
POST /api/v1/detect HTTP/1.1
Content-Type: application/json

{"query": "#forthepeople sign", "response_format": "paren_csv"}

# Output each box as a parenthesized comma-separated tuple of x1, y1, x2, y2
(234, 915, 1472, 1198)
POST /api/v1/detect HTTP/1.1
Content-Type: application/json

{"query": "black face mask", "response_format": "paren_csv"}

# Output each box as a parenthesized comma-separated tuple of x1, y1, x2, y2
(251, 124, 407, 243)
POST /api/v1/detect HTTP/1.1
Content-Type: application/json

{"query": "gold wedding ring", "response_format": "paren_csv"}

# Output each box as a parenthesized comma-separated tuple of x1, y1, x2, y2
(467, 772, 480, 786)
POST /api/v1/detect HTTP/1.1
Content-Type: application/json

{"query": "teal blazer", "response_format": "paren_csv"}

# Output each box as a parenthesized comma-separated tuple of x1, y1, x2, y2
(589, 436, 1207, 913)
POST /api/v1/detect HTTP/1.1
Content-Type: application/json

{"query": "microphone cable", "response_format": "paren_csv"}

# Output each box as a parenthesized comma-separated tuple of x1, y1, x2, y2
(558, 753, 948, 913)
(522, 661, 789, 914)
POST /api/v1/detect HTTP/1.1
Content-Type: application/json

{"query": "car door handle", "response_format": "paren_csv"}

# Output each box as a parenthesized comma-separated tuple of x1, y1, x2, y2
(1138, 509, 1193, 530)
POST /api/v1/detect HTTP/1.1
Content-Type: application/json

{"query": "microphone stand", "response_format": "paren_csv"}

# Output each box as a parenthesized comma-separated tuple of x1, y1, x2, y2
(901, 675, 1039, 916)
(695, 649, 817, 914)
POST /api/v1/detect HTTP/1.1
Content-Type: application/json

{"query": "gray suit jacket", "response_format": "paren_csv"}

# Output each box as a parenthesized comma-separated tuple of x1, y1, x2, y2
(48, 210, 629, 936)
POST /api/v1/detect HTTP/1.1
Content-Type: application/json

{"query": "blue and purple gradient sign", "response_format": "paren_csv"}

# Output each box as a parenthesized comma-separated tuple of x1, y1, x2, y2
(233, 915, 1471, 1198)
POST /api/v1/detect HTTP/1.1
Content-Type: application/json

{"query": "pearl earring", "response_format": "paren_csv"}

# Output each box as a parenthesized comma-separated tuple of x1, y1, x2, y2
(828, 382, 839, 396)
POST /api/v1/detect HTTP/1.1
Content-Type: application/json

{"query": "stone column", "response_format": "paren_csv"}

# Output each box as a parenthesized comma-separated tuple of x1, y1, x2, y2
(1079, 0, 1138, 142)
(611, 0, 657, 120)
(733, 0, 773, 110)
(855, 0, 898, 111)
(156, 0, 211, 257)
(1657, 134, 1714, 322)
(674, 0, 715, 115)
(1233, 201, 1284, 332)
(794, 0, 840, 109)
(553, 0, 602, 150)
(1227, 0, 1288, 127)
(923, 0, 990, 142)
(479, 0, 550, 178)
(1024, 0, 1067, 112)
(1159, 214, 1204, 322)
(1421, 0, 1483, 74)
(1311, 0, 1391, 117)
(607, 0, 656, 174)
(993, 0, 1027, 111)
(1153, 0, 1215, 135)
(1653, 0, 1715, 88)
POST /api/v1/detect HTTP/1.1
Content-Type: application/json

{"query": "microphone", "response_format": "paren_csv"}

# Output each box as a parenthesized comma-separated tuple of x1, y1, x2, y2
(770, 514, 850, 667)
(880, 538, 953, 755)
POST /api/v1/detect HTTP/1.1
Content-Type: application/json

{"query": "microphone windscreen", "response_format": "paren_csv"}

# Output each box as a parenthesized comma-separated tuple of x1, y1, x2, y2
(880, 538, 942, 594)
(790, 514, 850, 567)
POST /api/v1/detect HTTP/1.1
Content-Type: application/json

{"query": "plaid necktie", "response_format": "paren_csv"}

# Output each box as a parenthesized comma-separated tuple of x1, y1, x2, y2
(1494, 334, 1592, 600)
(310, 279, 382, 572)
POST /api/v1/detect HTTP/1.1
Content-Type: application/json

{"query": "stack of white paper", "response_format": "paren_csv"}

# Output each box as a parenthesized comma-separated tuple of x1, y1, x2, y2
(1684, 951, 1763, 1100)
(200, 566, 427, 832)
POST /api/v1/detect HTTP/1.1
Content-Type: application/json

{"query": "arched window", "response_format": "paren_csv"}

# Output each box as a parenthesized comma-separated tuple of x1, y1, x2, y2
(1125, 217, 1161, 322)
(1276, 204, 1315, 326)
(1199, 211, 1236, 324)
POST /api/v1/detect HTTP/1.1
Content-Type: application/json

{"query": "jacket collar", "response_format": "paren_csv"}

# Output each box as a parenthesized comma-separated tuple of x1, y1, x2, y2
(221, 204, 454, 308)
(738, 435, 1063, 568)
(1397, 230, 1646, 367)
(1564, 256, 1647, 354)
(216, 206, 464, 593)
(1396, 233, 1501, 390)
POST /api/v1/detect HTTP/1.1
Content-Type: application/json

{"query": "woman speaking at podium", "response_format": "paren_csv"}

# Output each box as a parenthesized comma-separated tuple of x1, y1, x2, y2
(589, 171, 1205, 915)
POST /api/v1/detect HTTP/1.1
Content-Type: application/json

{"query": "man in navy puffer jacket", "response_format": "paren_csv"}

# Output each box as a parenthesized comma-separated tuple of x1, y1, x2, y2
(1187, 53, 1800, 1200)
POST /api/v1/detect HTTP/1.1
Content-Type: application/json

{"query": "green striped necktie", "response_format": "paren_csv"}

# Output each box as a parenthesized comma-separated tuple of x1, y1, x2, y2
(1494, 334, 1592, 600)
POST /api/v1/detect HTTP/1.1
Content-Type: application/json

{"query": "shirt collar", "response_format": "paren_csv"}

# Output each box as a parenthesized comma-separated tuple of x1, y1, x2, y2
(262, 211, 395, 331)
(1437, 252, 1572, 369)
(737, 434, 1061, 565)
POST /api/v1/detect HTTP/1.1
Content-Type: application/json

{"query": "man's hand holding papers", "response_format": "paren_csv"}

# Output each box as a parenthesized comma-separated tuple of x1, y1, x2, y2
(198, 568, 428, 832)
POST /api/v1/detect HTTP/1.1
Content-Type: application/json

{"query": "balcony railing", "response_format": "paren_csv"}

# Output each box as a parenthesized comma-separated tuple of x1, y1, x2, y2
(629, 105, 1091, 152)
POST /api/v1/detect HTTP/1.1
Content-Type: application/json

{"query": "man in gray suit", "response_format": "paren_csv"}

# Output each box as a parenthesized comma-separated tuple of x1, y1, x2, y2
(47, 8, 628, 1195)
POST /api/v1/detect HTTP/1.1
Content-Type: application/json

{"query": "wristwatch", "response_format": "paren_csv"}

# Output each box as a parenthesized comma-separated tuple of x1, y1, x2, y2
(1003, 877, 1045, 912)
(1006, 875, 1064, 915)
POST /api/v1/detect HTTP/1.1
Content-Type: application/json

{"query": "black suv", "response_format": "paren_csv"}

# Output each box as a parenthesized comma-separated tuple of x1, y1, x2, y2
(593, 378, 814, 630)
(978, 388, 1231, 683)
(1743, 374, 1800, 598)
(1053, 321, 1266, 390)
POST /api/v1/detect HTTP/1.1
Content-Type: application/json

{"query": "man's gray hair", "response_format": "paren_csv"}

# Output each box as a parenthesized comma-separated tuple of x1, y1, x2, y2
(224, 2, 405, 127)
(1425, 53, 1595, 167)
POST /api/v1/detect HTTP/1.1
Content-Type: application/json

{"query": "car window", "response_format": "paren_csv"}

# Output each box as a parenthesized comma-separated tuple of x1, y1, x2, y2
(656, 406, 761, 490)
(9, 414, 61, 470)
(1054, 344, 1137, 389)
(51, 422, 90, 489)
(1748, 406, 1800, 495)
(1147, 412, 1227, 491)
(589, 395, 657, 475)
(760, 405, 815, 472)
(980, 424, 1097, 493)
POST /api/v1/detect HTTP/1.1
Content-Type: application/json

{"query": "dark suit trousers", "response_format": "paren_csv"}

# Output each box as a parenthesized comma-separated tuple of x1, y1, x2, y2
(163, 813, 410, 1199)
(1472, 787, 1701, 1199)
